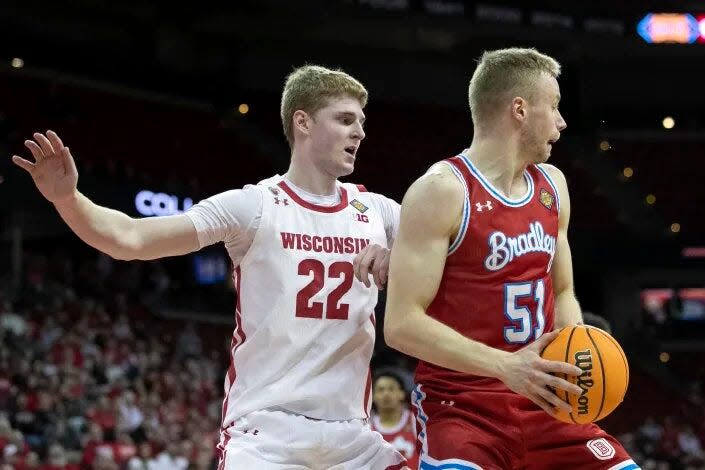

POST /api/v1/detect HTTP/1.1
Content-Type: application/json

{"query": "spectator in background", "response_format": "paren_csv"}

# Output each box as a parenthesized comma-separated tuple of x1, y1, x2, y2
(149, 441, 188, 470)
(678, 424, 705, 466)
(174, 323, 202, 361)
(371, 370, 419, 469)
(126, 442, 153, 470)
(117, 391, 143, 434)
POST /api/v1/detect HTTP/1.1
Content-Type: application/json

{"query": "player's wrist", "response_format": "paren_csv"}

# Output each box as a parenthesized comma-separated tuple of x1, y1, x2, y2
(52, 190, 81, 210)
(485, 348, 513, 382)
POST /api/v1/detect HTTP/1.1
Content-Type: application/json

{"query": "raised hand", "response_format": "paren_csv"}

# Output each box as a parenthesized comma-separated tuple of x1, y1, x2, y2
(12, 130, 78, 204)
(497, 329, 584, 417)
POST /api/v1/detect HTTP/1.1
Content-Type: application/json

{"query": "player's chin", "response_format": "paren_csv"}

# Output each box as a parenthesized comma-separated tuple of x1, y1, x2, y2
(336, 162, 355, 177)
(539, 149, 551, 162)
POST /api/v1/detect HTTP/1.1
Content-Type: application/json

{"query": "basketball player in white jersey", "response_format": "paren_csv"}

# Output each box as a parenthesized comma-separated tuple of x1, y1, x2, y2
(12, 65, 407, 470)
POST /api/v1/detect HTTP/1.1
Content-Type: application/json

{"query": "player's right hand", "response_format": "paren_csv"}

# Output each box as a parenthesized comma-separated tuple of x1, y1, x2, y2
(353, 243, 390, 289)
(497, 329, 584, 417)
(11, 130, 78, 205)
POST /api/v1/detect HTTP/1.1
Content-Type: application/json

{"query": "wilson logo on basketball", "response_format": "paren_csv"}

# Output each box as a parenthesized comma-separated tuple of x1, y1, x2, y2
(541, 325, 629, 424)
(575, 349, 594, 415)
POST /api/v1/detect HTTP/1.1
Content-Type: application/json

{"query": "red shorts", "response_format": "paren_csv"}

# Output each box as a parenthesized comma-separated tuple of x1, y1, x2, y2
(411, 385, 638, 470)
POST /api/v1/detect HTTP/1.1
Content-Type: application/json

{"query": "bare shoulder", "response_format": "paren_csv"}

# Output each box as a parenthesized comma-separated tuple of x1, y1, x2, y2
(537, 163, 568, 188)
(408, 162, 464, 201)
(401, 162, 464, 235)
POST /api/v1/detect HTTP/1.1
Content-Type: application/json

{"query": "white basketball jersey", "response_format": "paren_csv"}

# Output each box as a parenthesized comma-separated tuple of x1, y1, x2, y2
(220, 175, 388, 427)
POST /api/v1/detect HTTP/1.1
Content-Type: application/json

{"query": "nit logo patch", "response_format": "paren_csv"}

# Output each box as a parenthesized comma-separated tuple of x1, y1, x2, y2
(349, 199, 368, 213)
(539, 188, 554, 210)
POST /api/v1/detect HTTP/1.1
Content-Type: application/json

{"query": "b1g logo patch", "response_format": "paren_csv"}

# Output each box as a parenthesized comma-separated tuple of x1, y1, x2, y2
(587, 438, 615, 460)
(539, 188, 554, 210)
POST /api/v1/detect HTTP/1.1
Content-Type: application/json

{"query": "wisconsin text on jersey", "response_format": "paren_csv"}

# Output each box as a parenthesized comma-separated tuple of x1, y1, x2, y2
(484, 221, 556, 271)
(280, 232, 371, 254)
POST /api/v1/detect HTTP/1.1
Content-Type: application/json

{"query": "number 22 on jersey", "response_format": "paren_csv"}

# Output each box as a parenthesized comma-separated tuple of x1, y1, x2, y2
(296, 259, 353, 320)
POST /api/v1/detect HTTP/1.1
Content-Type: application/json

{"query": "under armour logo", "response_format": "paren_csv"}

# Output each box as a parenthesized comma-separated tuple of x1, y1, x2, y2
(475, 200, 493, 212)
(274, 197, 289, 206)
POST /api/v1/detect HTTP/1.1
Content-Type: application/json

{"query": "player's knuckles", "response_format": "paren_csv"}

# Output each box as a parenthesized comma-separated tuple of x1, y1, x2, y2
(527, 369, 543, 382)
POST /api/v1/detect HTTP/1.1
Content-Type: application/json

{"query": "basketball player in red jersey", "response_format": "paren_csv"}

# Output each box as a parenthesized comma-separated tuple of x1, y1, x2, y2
(12, 66, 406, 469)
(371, 371, 420, 469)
(384, 48, 639, 469)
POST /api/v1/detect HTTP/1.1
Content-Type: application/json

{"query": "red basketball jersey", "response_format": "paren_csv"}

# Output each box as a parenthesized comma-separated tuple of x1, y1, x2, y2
(415, 154, 561, 394)
(371, 409, 419, 469)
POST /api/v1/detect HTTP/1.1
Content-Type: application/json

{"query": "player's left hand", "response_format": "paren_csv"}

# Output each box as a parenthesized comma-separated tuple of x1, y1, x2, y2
(353, 243, 390, 289)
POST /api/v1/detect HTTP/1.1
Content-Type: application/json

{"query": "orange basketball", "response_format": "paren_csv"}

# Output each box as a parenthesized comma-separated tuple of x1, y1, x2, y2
(540, 325, 629, 424)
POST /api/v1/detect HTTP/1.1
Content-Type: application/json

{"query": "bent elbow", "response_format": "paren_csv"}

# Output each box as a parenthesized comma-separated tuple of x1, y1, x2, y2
(383, 315, 406, 349)
(109, 246, 138, 261)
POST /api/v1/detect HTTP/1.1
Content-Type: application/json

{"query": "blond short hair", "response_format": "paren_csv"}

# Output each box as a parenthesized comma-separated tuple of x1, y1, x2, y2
(280, 65, 368, 148)
(468, 48, 561, 125)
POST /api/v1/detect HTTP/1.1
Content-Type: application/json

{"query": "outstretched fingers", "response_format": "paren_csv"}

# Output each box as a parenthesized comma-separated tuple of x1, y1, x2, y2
(34, 132, 55, 156)
(46, 130, 65, 152)
(11, 155, 35, 173)
(24, 139, 46, 162)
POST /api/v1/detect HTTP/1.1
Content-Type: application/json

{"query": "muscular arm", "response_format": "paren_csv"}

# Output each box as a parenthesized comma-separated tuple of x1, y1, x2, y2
(55, 193, 199, 261)
(542, 164, 583, 329)
(384, 164, 511, 376)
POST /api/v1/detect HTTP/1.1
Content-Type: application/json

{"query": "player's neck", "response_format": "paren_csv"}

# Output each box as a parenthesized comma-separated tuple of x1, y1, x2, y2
(285, 160, 338, 196)
(378, 407, 404, 427)
(465, 136, 530, 197)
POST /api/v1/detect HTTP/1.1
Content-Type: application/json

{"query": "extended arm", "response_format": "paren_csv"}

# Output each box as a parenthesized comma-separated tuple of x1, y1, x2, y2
(12, 131, 199, 260)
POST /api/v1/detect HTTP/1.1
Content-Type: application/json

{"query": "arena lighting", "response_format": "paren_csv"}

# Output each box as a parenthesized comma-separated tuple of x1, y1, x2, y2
(670, 222, 681, 233)
(645, 194, 656, 205)
(622, 167, 634, 178)
(11, 57, 23, 68)
(135, 190, 193, 216)
(662, 116, 675, 129)
(637, 13, 700, 43)
(698, 15, 705, 43)
(238, 103, 249, 114)
(682, 247, 705, 258)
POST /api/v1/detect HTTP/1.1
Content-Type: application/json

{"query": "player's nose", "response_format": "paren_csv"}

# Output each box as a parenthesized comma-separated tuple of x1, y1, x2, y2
(352, 122, 365, 141)
(557, 111, 567, 131)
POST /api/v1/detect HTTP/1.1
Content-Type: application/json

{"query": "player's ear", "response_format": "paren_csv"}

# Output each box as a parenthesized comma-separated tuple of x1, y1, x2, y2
(293, 110, 311, 136)
(511, 97, 526, 122)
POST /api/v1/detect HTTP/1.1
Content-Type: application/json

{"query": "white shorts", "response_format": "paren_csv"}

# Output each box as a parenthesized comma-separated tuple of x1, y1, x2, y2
(217, 409, 407, 470)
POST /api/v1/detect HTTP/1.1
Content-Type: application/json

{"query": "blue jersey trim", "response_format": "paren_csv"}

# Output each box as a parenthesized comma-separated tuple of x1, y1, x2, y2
(459, 154, 534, 207)
(534, 164, 561, 213)
(443, 161, 471, 255)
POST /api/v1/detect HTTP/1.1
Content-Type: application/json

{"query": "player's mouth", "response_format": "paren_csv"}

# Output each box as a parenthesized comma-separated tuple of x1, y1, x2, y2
(344, 146, 357, 157)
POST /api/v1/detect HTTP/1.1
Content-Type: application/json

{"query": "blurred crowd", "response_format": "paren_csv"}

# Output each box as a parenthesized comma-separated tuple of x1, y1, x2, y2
(0, 249, 226, 469)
